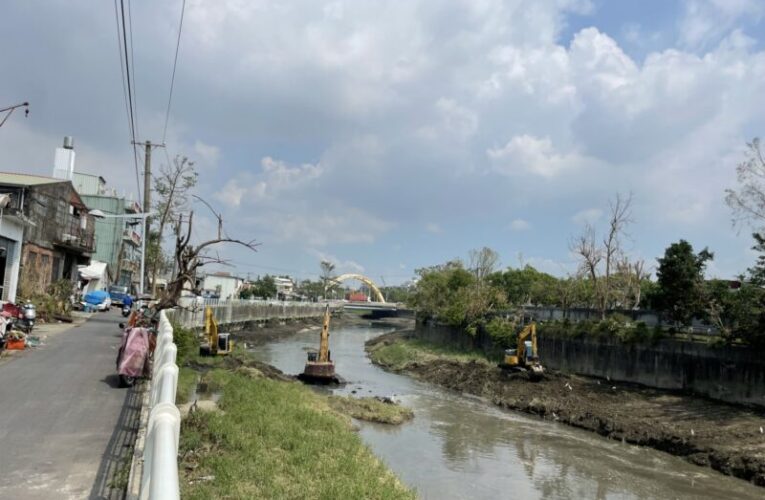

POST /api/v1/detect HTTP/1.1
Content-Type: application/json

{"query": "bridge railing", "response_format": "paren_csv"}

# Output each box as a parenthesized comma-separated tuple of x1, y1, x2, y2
(170, 300, 332, 328)
(129, 310, 181, 500)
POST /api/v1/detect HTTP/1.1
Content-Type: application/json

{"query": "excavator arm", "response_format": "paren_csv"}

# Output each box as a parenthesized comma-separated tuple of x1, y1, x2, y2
(318, 305, 331, 362)
(205, 307, 219, 355)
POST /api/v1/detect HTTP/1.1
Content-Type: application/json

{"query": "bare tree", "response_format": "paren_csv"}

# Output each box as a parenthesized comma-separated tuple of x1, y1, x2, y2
(725, 138, 765, 228)
(570, 193, 633, 318)
(150, 155, 197, 295)
(157, 210, 259, 309)
(469, 247, 500, 282)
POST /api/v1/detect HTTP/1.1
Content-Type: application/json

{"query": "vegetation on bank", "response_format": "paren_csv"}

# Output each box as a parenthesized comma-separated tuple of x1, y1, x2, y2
(367, 336, 490, 371)
(327, 395, 414, 425)
(179, 370, 415, 499)
(408, 237, 765, 349)
(173, 324, 415, 499)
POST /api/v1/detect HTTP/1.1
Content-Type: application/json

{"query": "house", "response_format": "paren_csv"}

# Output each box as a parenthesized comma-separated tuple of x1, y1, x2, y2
(0, 172, 96, 298)
(273, 276, 294, 300)
(73, 172, 142, 289)
(201, 272, 244, 300)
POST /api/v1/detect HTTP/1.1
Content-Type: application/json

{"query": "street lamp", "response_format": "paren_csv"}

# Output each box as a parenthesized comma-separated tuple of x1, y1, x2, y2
(89, 209, 155, 295)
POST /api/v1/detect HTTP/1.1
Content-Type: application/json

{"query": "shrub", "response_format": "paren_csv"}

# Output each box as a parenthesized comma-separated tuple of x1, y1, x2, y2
(484, 316, 516, 348)
(172, 321, 199, 366)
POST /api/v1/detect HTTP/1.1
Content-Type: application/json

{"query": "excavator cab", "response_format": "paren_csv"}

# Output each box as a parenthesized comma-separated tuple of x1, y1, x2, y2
(499, 322, 544, 380)
(199, 306, 233, 356)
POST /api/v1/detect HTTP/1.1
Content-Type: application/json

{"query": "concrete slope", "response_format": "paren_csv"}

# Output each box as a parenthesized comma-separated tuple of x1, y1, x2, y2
(0, 311, 139, 500)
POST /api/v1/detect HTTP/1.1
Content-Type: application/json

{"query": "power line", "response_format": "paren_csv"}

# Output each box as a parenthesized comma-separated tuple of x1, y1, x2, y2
(127, 0, 140, 142)
(162, 0, 186, 145)
(115, 0, 142, 208)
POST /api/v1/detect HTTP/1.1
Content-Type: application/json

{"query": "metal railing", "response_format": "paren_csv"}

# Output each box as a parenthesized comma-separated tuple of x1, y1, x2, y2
(139, 310, 181, 500)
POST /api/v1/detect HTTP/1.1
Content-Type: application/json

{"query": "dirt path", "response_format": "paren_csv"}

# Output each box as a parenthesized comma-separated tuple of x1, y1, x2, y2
(367, 331, 765, 487)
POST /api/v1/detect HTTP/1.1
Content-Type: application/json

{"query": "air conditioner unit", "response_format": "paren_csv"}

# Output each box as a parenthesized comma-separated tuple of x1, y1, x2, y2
(62, 234, 76, 241)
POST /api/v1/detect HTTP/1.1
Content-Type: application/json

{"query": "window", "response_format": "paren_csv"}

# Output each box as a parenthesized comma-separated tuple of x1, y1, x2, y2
(41, 254, 50, 269)
(51, 257, 60, 283)
(27, 251, 37, 267)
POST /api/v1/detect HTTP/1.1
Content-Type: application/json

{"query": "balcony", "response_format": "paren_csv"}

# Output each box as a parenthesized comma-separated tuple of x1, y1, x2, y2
(122, 229, 142, 247)
(120, 258, 140, 274)
(54, 218, 95, 254)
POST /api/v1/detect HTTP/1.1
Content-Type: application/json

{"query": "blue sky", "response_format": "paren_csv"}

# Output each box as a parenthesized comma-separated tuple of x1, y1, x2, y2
(2, 0, 765, 284)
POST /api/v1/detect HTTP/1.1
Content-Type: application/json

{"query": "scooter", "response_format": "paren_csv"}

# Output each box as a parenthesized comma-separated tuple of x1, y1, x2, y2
(19, 303, 36, 334)
(115, 323, 151, 387)
(121, 304, 131, 317)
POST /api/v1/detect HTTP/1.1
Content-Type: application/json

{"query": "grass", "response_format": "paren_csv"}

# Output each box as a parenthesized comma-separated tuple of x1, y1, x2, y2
(179, 370, 415, 500)
(327, 395, 414, 425)
(367, 337, 490, 371)
(176, 367, 199, 405)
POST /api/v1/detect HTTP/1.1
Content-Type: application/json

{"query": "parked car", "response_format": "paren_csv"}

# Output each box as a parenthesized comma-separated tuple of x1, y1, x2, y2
(83, 290, 112, 312)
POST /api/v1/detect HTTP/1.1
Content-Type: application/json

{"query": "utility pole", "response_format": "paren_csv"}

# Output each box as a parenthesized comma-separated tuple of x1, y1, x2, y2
(132, 140, 164, 294)
(143, 140, 152, 214)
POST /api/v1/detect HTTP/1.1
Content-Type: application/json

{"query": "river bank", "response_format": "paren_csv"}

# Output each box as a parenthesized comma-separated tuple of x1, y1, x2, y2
(366, 331, 765, 487)
(174, 318, 416, 499)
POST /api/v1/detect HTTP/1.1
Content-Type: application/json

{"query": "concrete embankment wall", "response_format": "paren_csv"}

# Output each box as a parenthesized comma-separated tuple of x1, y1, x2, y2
(168, 302, 330, 329)
(415, 322, 765, 408)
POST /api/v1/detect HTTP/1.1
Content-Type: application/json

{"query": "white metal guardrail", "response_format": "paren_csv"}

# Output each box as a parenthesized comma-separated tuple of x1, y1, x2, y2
(138, 310, 181, 500)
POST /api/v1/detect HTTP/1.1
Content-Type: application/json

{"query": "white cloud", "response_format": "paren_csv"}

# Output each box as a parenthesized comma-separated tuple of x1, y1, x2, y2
(193, 140, 221, 166)
(252, 207, 392, 247)
(214, 156, 323, 207)
(509, 219, 530, 231)
(488, 135, 591, 178)
(308, 249, 365, 274)
(425, 223, 442, 234)
(572, 208, 603, 225)
(679, 0, 764, 49)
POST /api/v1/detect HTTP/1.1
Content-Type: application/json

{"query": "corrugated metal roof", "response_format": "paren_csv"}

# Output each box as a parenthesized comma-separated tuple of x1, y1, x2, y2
(0, 172, 66, 187)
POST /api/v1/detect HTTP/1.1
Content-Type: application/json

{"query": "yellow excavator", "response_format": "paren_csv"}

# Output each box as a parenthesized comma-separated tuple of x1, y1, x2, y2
(298, 304, 340, 384)
(199, 306, 233, 356)
(499, 322, 544, 380)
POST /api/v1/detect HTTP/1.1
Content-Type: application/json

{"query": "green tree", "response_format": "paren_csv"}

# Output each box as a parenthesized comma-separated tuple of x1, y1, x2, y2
(655, 240, 713, 325)
(704, 280, 761, 340)
(249, 275, 277, 299)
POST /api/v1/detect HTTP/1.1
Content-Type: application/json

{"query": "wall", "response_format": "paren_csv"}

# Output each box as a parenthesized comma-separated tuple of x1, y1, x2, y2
(169, 300, 330, 329)
(415, 321, 765, 408)
(539, 335, 765, 407)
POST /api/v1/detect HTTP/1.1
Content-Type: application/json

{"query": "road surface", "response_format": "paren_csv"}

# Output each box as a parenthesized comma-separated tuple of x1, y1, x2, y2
(0, 311, 140, 499)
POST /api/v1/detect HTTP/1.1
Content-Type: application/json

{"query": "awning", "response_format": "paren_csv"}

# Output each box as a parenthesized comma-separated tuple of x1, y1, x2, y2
(79, 260, 108, 281)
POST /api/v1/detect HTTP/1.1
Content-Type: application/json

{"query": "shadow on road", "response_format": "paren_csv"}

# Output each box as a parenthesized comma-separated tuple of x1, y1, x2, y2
(100, 374, 122, 389)
(89, 379, 143, 500)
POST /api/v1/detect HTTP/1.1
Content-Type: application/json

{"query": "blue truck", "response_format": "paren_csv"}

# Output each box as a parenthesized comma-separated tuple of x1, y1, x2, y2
(108, 285, 131, 306)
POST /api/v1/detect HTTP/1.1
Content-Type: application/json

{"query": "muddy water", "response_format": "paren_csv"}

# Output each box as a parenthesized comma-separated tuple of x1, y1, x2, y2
(247, 325, 763, 500)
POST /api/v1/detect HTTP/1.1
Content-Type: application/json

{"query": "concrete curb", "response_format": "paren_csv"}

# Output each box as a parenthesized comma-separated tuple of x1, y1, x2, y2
(126, 379, 151, 500)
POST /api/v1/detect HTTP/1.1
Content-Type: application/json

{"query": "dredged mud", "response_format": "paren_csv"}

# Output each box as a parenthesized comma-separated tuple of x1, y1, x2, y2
(366, 331, 765, 487)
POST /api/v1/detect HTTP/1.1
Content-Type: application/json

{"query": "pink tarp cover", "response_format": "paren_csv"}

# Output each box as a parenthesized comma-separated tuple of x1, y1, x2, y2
(117, 327, 150, 378)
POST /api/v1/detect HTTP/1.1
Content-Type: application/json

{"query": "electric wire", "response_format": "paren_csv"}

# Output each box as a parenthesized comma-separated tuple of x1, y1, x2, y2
(116, 0, 143, 208)
(162, 0, 186, 145)
(127, 0, 140, 142)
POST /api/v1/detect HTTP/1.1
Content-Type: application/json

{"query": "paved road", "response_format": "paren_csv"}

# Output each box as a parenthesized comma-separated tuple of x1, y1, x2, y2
(0, 311, 140, 500)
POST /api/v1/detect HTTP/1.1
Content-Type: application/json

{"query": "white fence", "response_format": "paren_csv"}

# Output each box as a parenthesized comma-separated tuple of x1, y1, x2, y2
(170, 300, 331, 329)
(133, 310, 181, 500)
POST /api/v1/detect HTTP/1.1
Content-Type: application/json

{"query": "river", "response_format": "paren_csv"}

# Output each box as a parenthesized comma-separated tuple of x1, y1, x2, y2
(247, 324, 763, 499)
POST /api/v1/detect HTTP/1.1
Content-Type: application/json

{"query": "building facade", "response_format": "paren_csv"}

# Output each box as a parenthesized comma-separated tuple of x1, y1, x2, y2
(0, 173, 96, 298)
(73, 172, 142, 289)
(201, 272, 244, 300)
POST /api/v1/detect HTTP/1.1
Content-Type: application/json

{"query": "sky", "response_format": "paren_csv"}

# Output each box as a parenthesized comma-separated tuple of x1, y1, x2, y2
(1, 0, 765, 285)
